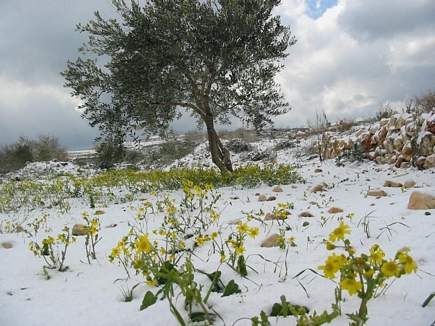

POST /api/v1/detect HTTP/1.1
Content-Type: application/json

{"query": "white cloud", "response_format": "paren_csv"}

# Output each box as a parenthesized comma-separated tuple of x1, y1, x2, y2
(274, 0, 435, 128)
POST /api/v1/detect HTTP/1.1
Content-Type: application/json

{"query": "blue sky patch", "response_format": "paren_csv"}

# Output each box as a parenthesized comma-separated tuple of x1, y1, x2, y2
(305, 0, 338, 19)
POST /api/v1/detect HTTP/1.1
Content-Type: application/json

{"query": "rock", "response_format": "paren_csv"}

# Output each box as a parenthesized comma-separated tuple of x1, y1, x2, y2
(72, 224, 89, 236)
(328, 207, 344, 214)
(367, 189, 387, 197)
(416, 157, 426, 170)
(314, 168, 323, 173)
(299, 211, 314, 218)
(260, 234, 281, 248)
(267, 196, 277, 201)
(400, 162, 411, 169)
(258, 194, 268, 202)
(427, 115, 435, 135)
(401, 142, 413, 161)
(403, 180, 416, 188)
(383, 180, 403, 188)
(408, 191, 435, 210)
(106, 223, 117, 229)
(311, 182, 327, 193)
(226, 139, 253, 153)
(265, 212, 290, 221)
(228, 218, 243, 225)
(272, 186, 283, 193)
(423, 154, 435, 169)
(425, 211, 431, 216)
(1, 241, 13, 249)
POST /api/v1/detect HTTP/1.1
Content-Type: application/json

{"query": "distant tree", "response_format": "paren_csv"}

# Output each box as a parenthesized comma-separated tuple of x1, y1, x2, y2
(62, 0, 296, 172)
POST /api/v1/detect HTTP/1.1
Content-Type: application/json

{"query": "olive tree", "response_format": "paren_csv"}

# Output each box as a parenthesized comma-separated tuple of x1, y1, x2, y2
(62, 0, 296, 172)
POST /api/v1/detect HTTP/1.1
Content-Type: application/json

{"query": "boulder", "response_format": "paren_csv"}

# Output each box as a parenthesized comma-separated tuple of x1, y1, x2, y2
(311, 182, 327, 193)
(383, 180, 403, 188)
(403, 180, 416, 189)
(260, 234, 281, 248)
(72, 224, 89, 236)
(328, 207, 344, 214)
(299, 211, 314, 218)
(1, 241, 13, 249)
(258, 194, 268, 202)
(272, 186, 283, 193)
(367, 189, 387, 197)
(407, 191, 435, 210)
(266, 196, 277, 202)
(423, 154, 435, 169)
(416, 157, 426, 170)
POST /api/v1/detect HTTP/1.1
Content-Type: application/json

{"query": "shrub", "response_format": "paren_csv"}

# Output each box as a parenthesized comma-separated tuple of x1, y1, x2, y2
(0, 136, 67, 173)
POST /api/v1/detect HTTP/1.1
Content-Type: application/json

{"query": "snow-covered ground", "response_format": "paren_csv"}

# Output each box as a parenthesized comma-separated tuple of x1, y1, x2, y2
(1, 141, 435, 326)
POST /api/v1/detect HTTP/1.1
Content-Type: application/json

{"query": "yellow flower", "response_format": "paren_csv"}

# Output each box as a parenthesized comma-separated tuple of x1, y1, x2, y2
(319, 254, 347, 279)
(341, 278, 362, 295)
(146, 278, 158, 287)
(234, 244, 245, 255)
(381, 261, 400, 277)
(398, 252, 417, 274)
(210, 232, 219, 240)
(369, 244, 385, 265)
(110, 246, 120, 259)
(237, 222, 249, 234)
(210, 210, 220, 222)
(247, 227, 259, 239)
(135, 234, 152, 254)
(329, 222, 350, 242)
(319, 261, 337, 279)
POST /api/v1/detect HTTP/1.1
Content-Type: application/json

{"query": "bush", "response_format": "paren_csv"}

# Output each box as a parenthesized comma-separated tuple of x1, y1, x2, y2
(0, 136, 67, 173)
(376, 104, 395, 121)
(95, 140, 126, 169)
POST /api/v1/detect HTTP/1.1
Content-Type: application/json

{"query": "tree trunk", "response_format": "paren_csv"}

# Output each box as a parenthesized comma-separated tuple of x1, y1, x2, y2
(204, 116, 233, 173)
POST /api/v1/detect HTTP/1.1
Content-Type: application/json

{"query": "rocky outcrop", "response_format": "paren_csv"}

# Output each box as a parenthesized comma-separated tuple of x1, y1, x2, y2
(314, 112, 435, 169)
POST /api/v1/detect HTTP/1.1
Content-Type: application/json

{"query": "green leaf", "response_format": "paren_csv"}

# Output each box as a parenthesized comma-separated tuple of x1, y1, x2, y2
(222, 280, 241, 297)
(140, 291, 157, 311)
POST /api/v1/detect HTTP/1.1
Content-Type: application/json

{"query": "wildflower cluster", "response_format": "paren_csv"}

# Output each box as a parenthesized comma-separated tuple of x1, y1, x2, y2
(81, 211, 102, 263)
(319, 222, 417, 324)
(29, 226, 76, 272)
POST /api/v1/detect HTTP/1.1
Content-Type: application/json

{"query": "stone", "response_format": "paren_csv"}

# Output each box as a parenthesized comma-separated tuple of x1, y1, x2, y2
(260, 234, 281, 248)
(314, 168, 323, 173)
(258, 194, 268, 202)
(383, 180, 403, 188)
(1, 241, 13, 249)
(400, 162, 411, 169)
(367, 189, 387, 197)
(407, 191, 435, 210)
(401, 142, 413, 161)
(416, 157, 426, 170)
(403, 180, 416, 188)
(311, 182, 327, 193)
(272, 186, 283, 193)
(299, 211, 314, 218)
(106, 223, 117, 229)
(267, 196, 277, 201)
(423, 154, 435, 169)
(72, 224, 89, 236)
(228, 218, 243, 225)
(328, 207, 344, 214)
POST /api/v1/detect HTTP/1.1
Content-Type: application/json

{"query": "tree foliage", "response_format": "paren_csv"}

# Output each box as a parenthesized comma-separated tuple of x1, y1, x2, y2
(63, 0, 296, 172)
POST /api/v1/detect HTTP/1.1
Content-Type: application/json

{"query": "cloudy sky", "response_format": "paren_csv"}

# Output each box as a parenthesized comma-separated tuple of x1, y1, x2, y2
(0, 0, 434, 149)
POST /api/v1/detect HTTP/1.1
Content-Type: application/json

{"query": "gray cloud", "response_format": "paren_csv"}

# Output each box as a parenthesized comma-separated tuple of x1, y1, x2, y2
(1, 0, 434, 149)
(337, 0, 435, 42)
